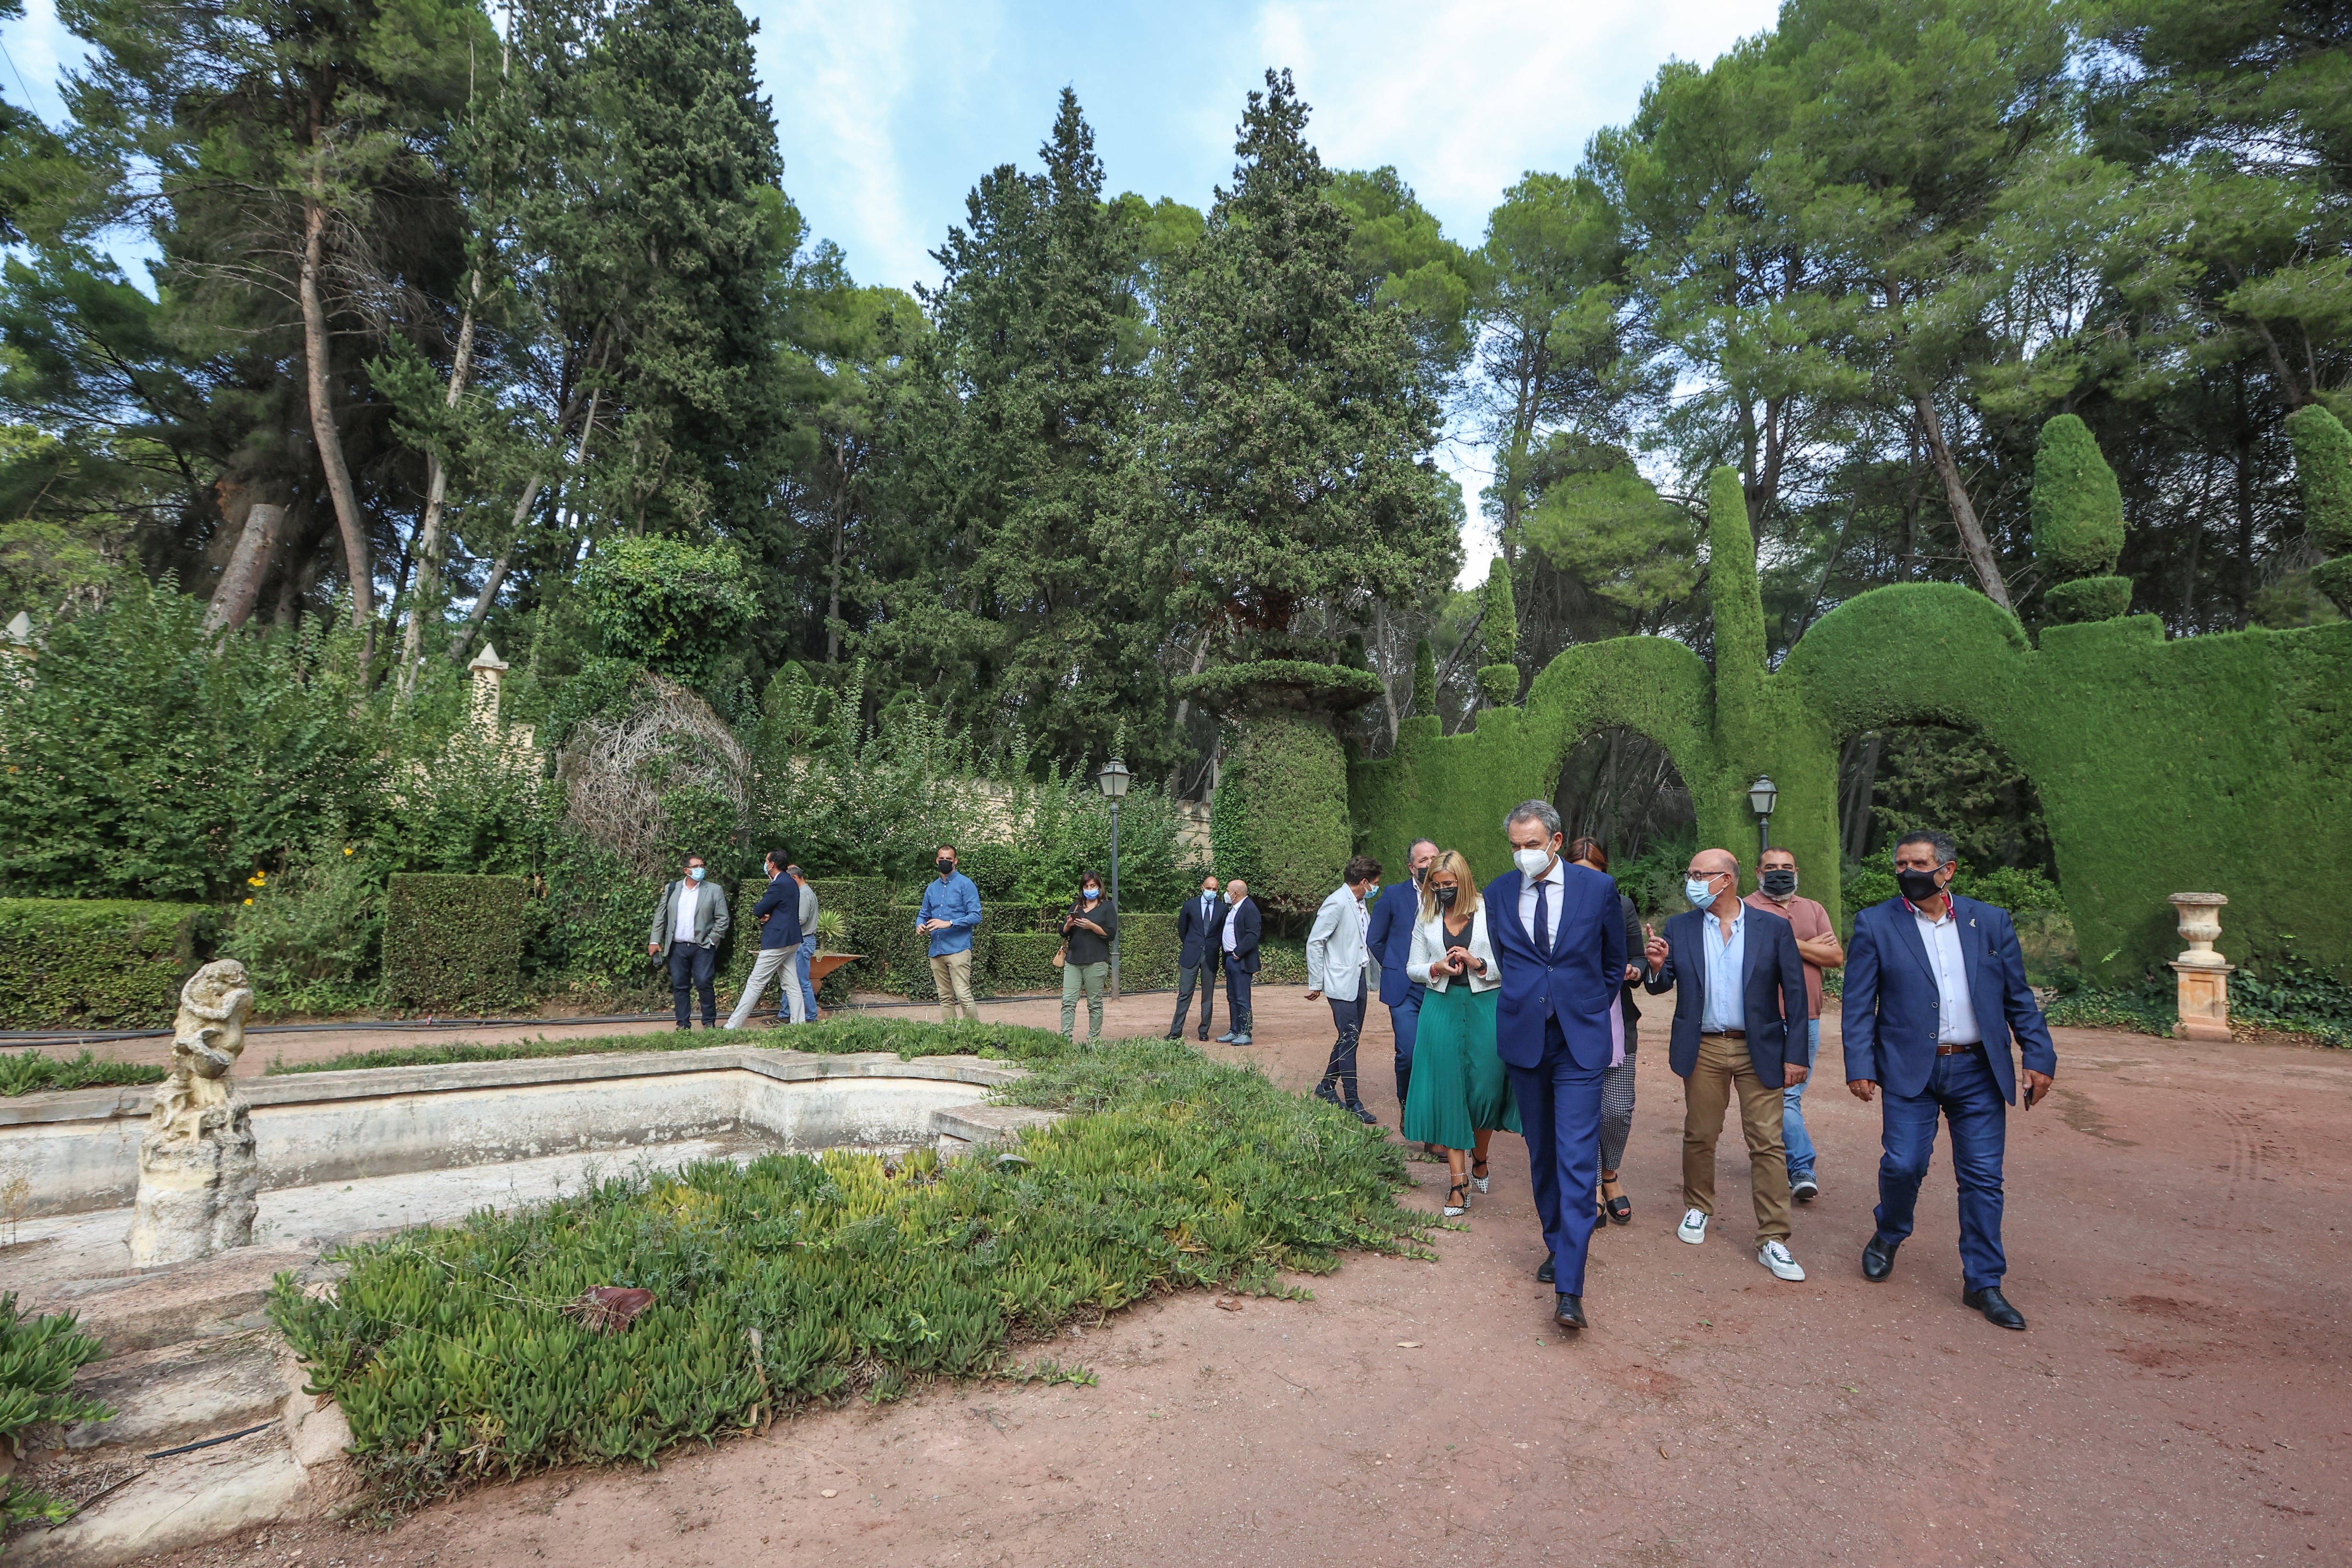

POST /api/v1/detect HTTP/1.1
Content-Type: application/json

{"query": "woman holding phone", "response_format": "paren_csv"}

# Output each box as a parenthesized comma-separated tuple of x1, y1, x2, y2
(1401, 850, 1518, 1217)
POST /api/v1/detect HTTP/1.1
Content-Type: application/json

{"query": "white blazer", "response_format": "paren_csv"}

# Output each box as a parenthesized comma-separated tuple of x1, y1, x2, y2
(1410, 904, 1499, 993)
(1305, 884, 1371, 1002)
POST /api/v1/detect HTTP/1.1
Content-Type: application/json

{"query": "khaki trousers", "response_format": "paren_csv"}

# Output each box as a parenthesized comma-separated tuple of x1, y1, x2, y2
(930, 949, 978, 1024)
(1681, 1031, 1793, 1243)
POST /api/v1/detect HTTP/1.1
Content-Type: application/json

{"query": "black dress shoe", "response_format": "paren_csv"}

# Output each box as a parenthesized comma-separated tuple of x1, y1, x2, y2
(1963, 1287, 2027, 1330)
(1554, 1294, 1587, 1330)
(1164, 1031, 1183, 1040)
(1535, 1258, 1555, 1284)
(1861, 1235, 1899, 1281)
(1197, 1031, 1210, 1042)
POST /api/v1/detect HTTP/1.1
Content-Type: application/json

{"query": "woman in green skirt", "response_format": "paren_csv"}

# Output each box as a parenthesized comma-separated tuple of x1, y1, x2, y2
(1402, 850, 1519, 1217)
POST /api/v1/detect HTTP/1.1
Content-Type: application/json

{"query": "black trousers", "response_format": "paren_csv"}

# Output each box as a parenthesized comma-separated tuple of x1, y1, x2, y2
(669, 943, 717, 1028)
(1170, 959, 1216, 1036)
(1319, 988, 1369, 1099)
(1223, 955, 1254, 1035)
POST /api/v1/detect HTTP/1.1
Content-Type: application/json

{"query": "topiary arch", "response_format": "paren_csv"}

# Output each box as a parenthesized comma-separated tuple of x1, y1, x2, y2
(1352, 463, 2352, 982)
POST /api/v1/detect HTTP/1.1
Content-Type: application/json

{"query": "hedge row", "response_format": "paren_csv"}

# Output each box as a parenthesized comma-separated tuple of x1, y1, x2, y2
(382, 875, 530, 1012)
(0, 899, 216, 1028)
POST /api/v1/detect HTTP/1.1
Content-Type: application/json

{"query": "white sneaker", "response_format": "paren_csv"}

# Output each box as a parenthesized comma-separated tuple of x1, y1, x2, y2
(1756, 1239, 1806, 1281)
(1677, 1208, 1708, 1244)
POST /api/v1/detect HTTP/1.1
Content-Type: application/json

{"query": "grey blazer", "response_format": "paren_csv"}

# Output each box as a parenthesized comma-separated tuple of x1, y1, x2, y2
(650, 879, 731, 956)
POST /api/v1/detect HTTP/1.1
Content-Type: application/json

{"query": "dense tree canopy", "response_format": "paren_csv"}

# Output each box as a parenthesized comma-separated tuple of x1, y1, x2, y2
(2, 0, 2347, 815)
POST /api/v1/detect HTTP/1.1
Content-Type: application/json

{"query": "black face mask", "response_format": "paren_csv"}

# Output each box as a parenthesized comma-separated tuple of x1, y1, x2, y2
(1895, 867, 1944, 901)
(1760, 868, 1798, 898)
(1434, 884, 1459, 908)
(937, 859, 955, 878)
(1413, 865, 1430, 885)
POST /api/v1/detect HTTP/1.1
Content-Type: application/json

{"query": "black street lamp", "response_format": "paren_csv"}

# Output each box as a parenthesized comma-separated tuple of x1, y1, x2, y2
(1097, 757, 1132, 999)
(1748, 774, 1779, 864)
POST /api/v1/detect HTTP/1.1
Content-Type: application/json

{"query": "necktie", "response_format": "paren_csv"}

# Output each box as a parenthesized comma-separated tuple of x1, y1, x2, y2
(1533, 875, 1551, 955)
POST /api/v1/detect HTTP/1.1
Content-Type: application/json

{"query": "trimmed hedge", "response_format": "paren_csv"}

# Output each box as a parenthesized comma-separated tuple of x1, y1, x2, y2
(993, 933, 1063, 994)
(2030, 414, 2125, 580)
(2044, 575, 2133, 625)
(383, 875, 529, 1011)
(1212, 710, 1351, 915)
(1354, 451, 2352, 984)
(0, 899, 215, 1028)
(2290, 405, 2352, 614)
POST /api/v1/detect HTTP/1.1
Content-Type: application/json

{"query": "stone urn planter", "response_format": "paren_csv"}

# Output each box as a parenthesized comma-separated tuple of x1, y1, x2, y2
(2167, 893, 2231, 1041)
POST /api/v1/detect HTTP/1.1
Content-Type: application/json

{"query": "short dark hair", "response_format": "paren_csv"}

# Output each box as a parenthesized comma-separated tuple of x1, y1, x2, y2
(766, 850, 790, 871)
(1895, 828, 1958, 867)
(1565, 837, 1608, 872)
(1344, 854, 1383, 885)
(936, 844, 957, 858)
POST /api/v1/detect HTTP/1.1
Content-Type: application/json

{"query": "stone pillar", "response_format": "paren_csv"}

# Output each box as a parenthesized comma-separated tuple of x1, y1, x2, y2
(468, 642, 509, 730)
(127, 961, 261, 1266)
(2167, 893, 2232, 1043)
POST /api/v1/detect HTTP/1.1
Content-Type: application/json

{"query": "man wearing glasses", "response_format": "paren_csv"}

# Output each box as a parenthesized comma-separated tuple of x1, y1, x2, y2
(1841, 828, 2058, 1330)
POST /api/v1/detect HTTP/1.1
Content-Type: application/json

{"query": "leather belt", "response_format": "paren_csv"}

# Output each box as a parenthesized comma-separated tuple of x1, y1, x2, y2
(1701, 1028, 1746, 1039)
(1935, 1042, 1983, 1055)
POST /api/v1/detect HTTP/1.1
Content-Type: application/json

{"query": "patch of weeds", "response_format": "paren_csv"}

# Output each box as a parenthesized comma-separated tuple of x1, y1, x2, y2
(0, 1050, 166, 1097)
(997, 1358, 1097, 1387)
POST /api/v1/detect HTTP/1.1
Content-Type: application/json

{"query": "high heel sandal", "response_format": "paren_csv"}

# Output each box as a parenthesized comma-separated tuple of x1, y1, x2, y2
(1601, 1172, 1632, 1226)
(1443, 1178, 1471, 1218)
(1470, 1156, 1491, 1194)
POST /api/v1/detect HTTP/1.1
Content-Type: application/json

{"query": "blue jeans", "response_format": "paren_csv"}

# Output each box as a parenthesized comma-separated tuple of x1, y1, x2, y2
(1783, 1019, 1822, 1180)
(783, 933, 818, 1022)
(1872, 1045, 2010, 1292)
(1505, 1015, 1605, 1297)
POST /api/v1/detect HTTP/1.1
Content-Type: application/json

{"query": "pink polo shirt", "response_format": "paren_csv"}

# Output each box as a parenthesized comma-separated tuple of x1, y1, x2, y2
(1746, 891, 1832, 1019)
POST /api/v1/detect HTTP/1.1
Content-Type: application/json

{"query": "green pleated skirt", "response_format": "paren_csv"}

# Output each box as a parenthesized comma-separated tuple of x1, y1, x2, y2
(1402, 982, 1520, 1150)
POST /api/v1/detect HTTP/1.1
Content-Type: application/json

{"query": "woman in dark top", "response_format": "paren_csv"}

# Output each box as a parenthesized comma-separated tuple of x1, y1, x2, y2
(1569, 838, 1643, 1226)
(1059, 872, 1119, 1043)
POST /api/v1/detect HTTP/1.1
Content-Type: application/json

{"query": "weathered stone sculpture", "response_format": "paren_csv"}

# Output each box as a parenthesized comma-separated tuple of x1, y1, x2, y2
(127, 960, 260, 1266)
(2168, 893, 2232, 1043)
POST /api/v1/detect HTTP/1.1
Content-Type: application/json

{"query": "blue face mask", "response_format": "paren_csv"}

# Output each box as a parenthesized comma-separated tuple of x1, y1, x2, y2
(688, 867, 706, 883)
(1082, 886, 1101, 901)
(1684, 875, 1716, 909)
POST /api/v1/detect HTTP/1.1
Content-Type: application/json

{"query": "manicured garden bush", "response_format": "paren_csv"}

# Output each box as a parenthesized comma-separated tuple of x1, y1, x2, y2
(0, 899, 215, 1029)
(382, 875, 530, 1012)
(267, 1035, 1424, 1510)
(991, 933, 1064, 994)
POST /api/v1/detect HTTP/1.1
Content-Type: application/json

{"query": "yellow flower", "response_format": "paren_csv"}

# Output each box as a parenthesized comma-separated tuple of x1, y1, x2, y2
(343, 845, 355, 856)
(246, 871, 267, 886)
(242, 897, 254, 906)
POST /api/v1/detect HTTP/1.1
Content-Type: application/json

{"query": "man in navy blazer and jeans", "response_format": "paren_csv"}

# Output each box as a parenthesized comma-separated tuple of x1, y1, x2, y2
(1485, 801, 1626, 1332)
(1642, 846, 1810, 1282)
(1843, 828, 2058, 1330)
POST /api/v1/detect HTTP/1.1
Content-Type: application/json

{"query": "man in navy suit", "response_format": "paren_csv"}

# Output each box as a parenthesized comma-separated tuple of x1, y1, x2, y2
(1365, 838, 1438, 1123)
(1485, 801, 1626, 1332)
(1168, 874, 1227, 1041)
(1641, 847, 1810, 1282)
(1213, 879, 1262, 1047)
(1844, 828, 2058, 1330)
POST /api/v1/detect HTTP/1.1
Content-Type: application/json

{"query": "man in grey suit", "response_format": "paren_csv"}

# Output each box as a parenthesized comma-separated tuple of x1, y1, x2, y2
(648, 853, 731, 1031)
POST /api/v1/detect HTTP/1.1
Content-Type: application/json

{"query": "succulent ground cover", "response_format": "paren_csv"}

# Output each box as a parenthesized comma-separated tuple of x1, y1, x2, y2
(267, 1034, 1428, 1513)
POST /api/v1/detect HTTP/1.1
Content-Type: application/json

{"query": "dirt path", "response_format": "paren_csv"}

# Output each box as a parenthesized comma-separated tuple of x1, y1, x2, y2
(117, 993, 2352, 1567)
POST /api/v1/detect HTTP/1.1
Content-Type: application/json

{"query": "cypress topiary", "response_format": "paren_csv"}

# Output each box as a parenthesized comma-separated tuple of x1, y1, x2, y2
(1411, 638, 1436, 716)
(2031, 415, 2129, 622)
(1477, 558, 1520, 706)
(2288, 404, 2352, 613)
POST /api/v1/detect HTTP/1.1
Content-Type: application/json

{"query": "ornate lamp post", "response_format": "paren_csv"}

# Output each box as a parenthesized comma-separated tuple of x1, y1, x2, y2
(1097, 757, 1132, 999)
(1747, 774, 1779, 865)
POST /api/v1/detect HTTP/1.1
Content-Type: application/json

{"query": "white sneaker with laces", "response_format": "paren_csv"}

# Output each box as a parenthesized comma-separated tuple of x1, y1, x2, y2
(1677, 1208, 1708, 1245)
(1756, 1239, 1806, 1281)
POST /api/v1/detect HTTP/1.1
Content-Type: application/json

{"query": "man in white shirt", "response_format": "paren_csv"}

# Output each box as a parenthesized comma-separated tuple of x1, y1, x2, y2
(647, 854, 731, 1030)
(1842, 828, 2058, 1331)
(1305, 855, 1383, 1124)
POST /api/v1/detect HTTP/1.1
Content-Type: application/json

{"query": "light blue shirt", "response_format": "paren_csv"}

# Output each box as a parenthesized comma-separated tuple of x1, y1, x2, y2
(1700, 901, 1747, 1034)
(916, 873, 983, 958)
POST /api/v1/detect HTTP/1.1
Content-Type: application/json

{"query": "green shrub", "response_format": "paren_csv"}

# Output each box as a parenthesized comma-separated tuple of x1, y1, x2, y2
(535, 837, 664, 1006)
(574, 536, 758, 688)
(0, 1295, 111, 1531)
(223, 845, 384, 1015)
(266, 1036, 1422, 1510)
(383, 875, 529, 1012)
(1212, 712, 1350, 915)
(992, 933, 1064, 995)
(2044, 575, 2132, 625)
(1, 1049, 167, 1096)
(2288, 404, 2352, 559)
(2030, 414, 2125, 580)
(1116, 911, 1180, 988)
(2233, 946, 2352, 1047)
(1411, 638, 1436, 716)
(1481, 555, 1518, 669)
(0, 899, 215, 1028)
(1477, 664, 1521, 706)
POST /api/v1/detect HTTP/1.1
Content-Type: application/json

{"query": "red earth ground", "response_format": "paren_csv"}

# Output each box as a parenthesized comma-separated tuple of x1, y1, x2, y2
(69, 984, 2352, 1568)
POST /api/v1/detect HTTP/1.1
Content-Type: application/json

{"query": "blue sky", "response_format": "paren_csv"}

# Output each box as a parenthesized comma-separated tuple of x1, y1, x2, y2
(1, 0, 1780, 577)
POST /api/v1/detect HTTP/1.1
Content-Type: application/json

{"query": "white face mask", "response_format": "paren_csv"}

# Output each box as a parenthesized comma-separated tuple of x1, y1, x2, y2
(1513, 847, 1553, 879)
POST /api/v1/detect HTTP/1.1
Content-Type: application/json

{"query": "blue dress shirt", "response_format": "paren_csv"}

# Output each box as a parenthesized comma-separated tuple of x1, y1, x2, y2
(1700, 900, 1747, 1034)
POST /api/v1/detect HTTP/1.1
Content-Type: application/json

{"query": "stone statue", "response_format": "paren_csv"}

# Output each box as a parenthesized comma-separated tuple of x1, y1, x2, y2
(127, 960, 260, 1266)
